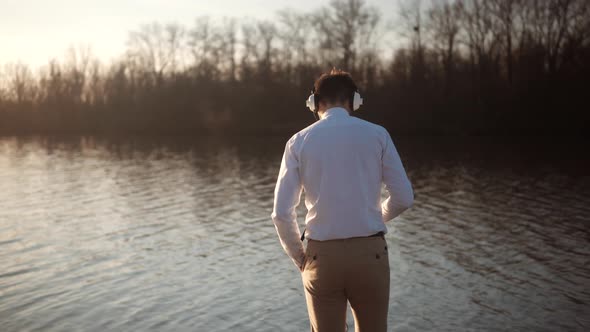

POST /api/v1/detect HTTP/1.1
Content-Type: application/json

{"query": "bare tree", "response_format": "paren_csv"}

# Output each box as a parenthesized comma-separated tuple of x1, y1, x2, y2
(240, 20, 278, 82)
(314, 0, 380, 71)
(86, 59, 104, 106)
(486, 0, 520, 84)
(188, 16, 222, 80)
(524, 0, 588, 74)
(220, 18, 238, 82)
(426, 0, 461, 87)
(63, 45, 94, 104)
(4, 62, 37, 104)
(458, 0, 502, 69)
(398, 0, 424, 54)
(277, 11, 313, 75)
(257, 21, 278, 81)
(397, 0, 428, 84)
(126, 22, 186, 84)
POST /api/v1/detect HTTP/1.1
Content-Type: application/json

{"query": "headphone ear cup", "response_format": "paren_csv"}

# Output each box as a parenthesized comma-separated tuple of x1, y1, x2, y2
(306, 94, 316, 112)
(353, 92, 363, 111)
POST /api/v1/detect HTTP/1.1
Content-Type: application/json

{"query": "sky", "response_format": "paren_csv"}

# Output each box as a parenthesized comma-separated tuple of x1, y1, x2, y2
(0, 0, 399, 69)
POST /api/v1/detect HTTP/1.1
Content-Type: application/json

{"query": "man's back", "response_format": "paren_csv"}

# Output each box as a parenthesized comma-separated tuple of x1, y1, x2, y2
(292, 107, 402, 240)
(272, 106, 413, 256)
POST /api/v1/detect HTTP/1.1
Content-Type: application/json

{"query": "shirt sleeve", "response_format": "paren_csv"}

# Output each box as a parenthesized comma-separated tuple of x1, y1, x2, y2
(271, 136, 305, 270)
(381, 130, 414, 222)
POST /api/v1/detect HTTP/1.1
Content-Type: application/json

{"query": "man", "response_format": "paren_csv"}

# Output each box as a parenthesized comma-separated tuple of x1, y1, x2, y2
(271, 69, 414, 332)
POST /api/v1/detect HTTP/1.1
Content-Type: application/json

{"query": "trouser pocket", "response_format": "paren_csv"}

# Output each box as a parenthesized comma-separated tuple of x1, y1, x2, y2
(302, 248, 318, 272)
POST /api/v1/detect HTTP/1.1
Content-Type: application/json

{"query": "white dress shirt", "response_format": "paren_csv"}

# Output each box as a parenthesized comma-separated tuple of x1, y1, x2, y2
(271, 107, 414, 269)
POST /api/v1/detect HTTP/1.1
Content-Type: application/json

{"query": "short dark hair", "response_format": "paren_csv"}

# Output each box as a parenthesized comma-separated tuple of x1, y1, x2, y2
(314, 68, 358, 109)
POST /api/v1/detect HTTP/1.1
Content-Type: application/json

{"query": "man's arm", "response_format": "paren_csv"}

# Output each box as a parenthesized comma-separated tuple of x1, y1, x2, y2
(271, 137, 306, 271)
(381, 130, 414, 222)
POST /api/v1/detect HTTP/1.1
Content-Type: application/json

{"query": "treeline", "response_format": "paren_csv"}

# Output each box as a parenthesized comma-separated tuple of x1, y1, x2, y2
(0, 0, 589, 136)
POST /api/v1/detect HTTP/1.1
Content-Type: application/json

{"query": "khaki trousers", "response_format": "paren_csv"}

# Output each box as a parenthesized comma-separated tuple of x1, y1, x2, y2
(301, 235, 390, 332)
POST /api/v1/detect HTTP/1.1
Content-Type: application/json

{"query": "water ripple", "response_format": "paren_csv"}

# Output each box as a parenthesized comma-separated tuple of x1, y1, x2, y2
(0, 136, 588, 332)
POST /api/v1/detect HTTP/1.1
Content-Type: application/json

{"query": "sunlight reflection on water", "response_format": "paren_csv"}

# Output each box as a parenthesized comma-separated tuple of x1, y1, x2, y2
(0, 136, 588, 331)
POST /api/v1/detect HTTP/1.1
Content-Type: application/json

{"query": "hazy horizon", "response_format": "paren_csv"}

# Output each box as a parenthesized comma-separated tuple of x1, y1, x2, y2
(0, 0, 399, 69)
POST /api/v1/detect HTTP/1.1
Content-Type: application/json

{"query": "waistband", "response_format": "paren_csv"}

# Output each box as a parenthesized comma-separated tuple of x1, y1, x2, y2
(306, 231, 385, 242)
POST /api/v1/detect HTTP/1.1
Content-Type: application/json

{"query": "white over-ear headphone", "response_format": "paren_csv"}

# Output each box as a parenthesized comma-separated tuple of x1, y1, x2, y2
(306, 91, 363, 112)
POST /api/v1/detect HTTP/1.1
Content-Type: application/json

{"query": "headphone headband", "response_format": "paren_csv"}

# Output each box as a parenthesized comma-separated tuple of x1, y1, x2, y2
(306, 91, 363, 113)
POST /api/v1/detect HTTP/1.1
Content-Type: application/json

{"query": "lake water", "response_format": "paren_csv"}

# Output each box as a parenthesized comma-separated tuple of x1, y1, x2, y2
(0, 135, 588, 332)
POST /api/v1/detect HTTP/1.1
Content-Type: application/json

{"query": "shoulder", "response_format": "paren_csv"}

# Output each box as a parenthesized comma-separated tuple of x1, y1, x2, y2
(284, 122, 317, 151)
(289, 120, 323, 143)
(350, 117, 390, 140)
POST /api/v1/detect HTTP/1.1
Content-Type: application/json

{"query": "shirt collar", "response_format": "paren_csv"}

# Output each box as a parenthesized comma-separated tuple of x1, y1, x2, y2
(320, 107, 350, 120)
